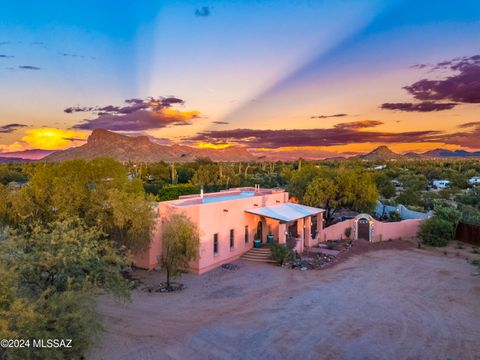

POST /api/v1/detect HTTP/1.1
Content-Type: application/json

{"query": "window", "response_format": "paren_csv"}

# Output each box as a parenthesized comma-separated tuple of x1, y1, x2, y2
(230, 229, 234, 249)
(244, 225, 249, 243)
(213, 233, 218, 256)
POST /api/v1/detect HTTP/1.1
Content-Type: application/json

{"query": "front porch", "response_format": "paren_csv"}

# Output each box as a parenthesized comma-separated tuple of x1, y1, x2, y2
(245, 202, 325, 253)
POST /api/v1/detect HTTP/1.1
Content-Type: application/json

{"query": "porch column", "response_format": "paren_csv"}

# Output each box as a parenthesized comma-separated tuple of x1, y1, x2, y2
(296, 218, 305, 253)
(278, 222, 286, 244)
(317, 213, 324, 231)
(304, 216, 313, 247)
(317, 212, 324, 242)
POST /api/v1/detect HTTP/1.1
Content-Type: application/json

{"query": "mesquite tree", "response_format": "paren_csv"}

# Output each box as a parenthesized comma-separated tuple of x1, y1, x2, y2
(160, 213, 200, 289)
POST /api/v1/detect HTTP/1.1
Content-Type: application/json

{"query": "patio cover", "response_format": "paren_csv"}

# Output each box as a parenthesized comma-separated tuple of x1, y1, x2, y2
(245, 203, 324, 222)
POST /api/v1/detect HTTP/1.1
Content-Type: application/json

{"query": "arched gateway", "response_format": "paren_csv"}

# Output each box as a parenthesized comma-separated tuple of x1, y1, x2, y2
(353, 213, 374, 241)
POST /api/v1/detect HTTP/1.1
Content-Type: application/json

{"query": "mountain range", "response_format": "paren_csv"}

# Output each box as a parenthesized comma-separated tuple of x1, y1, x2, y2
(357, 145, 480, 161)
(43, 129, 255, 162)
(1, 129, 480, 163)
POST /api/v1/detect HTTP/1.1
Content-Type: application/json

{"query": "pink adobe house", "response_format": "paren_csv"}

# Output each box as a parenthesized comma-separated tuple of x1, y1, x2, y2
(134, 186, 324, 274)
(134, 187, 423, 274)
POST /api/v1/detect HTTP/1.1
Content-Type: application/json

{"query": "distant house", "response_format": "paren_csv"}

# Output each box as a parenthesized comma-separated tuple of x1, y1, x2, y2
(432, 180, 450, 189)
(468, 176, 480, 186)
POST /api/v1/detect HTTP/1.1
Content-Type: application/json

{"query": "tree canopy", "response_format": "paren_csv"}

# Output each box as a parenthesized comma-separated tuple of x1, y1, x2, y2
(0, 219, 130, 359)
(303, 167, 378, 224)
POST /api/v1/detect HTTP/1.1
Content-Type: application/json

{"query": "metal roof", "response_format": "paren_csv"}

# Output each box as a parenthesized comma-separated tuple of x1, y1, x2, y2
(245, 203, 324, 222)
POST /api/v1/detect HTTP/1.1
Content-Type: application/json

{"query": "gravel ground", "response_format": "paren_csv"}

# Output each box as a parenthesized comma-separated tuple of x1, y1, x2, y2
(89, 245, 480, 360)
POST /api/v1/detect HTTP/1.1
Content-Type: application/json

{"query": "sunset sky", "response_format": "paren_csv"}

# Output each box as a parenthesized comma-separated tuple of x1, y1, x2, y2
(1, 0, 480, 159)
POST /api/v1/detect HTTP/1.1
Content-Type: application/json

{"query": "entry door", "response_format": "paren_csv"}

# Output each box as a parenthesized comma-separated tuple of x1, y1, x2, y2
(358, 219, 370, 240)
(256, 221, 263, 241)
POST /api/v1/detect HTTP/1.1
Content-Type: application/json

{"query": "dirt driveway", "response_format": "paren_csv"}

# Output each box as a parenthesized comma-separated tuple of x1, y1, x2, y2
(89, 247, 480, 360)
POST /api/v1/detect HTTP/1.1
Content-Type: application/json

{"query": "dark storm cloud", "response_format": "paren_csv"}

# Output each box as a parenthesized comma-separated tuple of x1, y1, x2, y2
(195, 6, 211, 17)
(380, 102, 457, 112)
(310, 113, 348, 119)
(0, 123, 27, 133)
(19, 65, 41, 70)
(67, 96, 199, 131)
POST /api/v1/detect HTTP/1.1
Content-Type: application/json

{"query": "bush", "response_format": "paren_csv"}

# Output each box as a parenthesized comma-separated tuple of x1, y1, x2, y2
(419, 217, 454, 247)
(326, 241, 336, 250)
(471, 259, 480, 269)
(156, 183, 200, 201)
(389, 212, 401, 222)
(344, 227, 352, 239)
(271, 243, 294, 265)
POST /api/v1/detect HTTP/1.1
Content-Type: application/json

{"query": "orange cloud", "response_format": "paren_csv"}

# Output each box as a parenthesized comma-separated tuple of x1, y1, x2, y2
(160, 108, 201, 121)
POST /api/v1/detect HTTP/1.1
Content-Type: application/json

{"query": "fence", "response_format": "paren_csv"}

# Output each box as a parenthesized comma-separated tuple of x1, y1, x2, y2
(455, 222, 480, 246)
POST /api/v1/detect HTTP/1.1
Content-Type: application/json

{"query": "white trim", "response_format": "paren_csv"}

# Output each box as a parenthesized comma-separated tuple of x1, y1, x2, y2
(353, 213, 374, 242)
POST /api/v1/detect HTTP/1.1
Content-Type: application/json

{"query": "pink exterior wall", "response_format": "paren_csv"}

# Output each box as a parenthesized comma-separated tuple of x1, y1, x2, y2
(322, 220, 355, 241)
(321, 218, 422, 242)
(372, 219, 421, 241)
(134, 188, 288, 274)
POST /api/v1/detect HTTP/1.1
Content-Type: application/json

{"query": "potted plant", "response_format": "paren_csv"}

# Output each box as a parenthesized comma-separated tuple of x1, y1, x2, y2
(254, 239, 262, 248)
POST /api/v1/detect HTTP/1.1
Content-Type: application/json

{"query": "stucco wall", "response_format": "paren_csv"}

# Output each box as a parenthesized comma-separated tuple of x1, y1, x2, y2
(321, 218, 421, 242)
(322, 220, 355, 241)
(372, 219, 421, 241)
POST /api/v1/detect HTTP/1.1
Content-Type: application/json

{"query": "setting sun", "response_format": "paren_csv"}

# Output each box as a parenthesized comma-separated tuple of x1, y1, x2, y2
(21, 128, 87, 150)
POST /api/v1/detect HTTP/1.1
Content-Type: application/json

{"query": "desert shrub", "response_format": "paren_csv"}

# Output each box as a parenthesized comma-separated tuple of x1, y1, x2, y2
(344, 227, 352, 239)
(471, 259, 480, 269)
(156, 183, 200, 201)
(419, 217, 454, 247)
(326, 241, 336, 250)
(389, 212, 401, 222)
(271, 243, 294, 265)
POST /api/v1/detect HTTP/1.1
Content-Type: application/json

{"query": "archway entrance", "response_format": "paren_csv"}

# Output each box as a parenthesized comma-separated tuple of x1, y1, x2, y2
(358, 219, 370, 240)
(255, 221, 263, 242)
(353, 214, 374, 242)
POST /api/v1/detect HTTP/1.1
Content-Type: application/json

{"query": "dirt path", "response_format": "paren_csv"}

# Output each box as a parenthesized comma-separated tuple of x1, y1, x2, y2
(89, 248, 480, 360)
